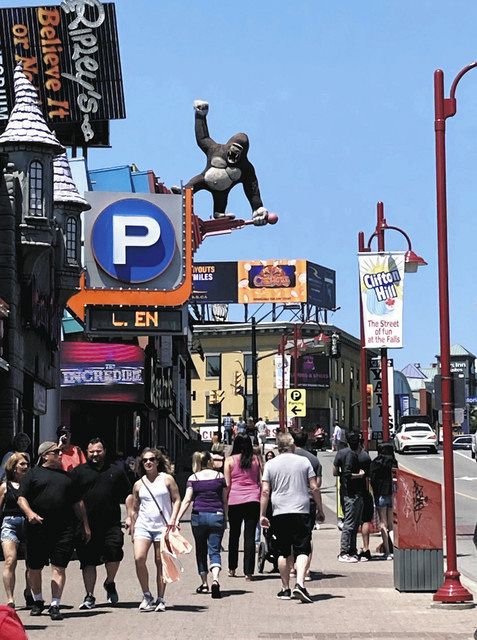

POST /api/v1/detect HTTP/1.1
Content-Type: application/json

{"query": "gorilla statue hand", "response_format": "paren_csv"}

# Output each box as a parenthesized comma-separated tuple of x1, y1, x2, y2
(252, 206, 268, 226)
(193, 99, 209, 117)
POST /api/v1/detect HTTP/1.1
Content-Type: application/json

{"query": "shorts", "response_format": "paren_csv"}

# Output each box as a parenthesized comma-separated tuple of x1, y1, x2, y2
(304, 501, 317, 536)
(76, 524, 124, 569)
(376, 495, 393, 509)
(26, 520, 74, 570)
(272, 513, 312, 559)
(133, 521, 165, 543)
(361, 491, 374, 524)
(1, 516, 26, 544)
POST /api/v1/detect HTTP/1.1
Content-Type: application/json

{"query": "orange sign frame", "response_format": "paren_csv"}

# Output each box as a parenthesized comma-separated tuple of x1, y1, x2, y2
(67, 189, 193, 321)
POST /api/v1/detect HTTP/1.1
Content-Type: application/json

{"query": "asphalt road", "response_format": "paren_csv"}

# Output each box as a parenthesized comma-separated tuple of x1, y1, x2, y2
(316, 448, 477, 588)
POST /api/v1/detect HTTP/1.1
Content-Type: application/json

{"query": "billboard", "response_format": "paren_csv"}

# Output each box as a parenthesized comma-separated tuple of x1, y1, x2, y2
(67, 190, 193, 321)
(60, 341, 144, 402)
(0, 2, 125, 147)
(238, 260, 307, 304)
(294, 354, 330, 388)
(191, 262, 238, 303)
(359, 251, 405, 349)
(306, 262, 336, 310)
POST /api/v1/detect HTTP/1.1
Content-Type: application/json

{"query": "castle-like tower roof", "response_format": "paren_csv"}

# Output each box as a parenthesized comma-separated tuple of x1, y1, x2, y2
(53, 153, 90, 211)
(0, 63, 65, 154)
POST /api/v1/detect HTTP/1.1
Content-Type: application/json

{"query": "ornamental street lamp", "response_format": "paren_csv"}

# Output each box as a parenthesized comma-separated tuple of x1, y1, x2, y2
(358, 201, 427, 449)
(432, 64, 475, 605)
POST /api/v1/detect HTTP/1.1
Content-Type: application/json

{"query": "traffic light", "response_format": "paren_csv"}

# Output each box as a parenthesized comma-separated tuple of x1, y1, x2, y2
(330, 332, 341, 358)
(233, 371, 244, 395)
(366, 384, 374, 410)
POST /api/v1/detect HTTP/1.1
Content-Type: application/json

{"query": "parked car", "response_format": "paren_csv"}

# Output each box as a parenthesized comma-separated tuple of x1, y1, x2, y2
(394, 423, 438, 454)
(452, 435, 473, 450)
(472, 432, 476, 460)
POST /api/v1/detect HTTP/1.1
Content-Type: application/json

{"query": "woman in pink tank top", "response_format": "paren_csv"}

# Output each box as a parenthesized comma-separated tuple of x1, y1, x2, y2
(224, 434, 261, 580)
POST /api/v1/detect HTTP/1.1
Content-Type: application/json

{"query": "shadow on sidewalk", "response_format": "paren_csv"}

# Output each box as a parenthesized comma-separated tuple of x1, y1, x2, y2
(310, 593, 344, 603)
(172, 604, 208, 612)
(23, 625, 48, 631)
(94, 602, 139, 609)
(220, 589, 251, 598)
(62, 610, 109, 618)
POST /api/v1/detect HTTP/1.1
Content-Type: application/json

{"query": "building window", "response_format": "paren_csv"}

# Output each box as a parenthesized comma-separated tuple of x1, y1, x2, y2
(341, 399, 346, 423)
(356, 366, 360, 390)
(205, 355, 221, 378)
(334, 360, 339, 382)
(340, 362, 345, 384)
(334, 397, 340, 423)
(206, 396, 220, 420)
(66, 217, 78, 264)
(29, 161, 43, 216)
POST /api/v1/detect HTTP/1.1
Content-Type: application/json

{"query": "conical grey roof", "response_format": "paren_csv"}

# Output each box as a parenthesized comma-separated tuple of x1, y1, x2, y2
(0, 63, 65, 154)
(53, 153, 90, 210)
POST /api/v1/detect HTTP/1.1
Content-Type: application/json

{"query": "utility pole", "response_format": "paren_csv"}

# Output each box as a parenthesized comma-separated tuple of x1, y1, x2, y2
(251, 316, 258, 423)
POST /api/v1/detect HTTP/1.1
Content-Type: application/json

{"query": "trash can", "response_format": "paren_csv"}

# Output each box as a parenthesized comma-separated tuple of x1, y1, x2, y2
(393, 468, 444, 592)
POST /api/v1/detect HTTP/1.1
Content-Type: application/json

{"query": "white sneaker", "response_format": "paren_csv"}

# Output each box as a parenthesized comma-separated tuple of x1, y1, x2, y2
(155, 598, 166, 612)
(338, 553, 359, 563)
(139, 594, 155, 612)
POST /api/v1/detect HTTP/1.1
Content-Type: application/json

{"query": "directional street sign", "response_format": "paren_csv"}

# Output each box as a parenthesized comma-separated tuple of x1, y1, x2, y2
(286, 388, 307, 417)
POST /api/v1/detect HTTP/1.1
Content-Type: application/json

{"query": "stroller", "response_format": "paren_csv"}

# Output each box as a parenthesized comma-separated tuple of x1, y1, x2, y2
(257, 504, 279, 573)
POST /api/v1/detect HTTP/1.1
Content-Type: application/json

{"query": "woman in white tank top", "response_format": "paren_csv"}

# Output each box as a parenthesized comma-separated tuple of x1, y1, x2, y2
(127, 448, 180, 613)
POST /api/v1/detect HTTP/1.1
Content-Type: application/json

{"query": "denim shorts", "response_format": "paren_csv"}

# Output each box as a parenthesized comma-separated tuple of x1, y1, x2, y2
(376, 495, 393, 509)
(1, 516, 26, 544)
(133, 523, 165, 543)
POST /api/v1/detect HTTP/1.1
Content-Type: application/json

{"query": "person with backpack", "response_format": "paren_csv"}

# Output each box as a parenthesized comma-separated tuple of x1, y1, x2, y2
(369, 442, 398, 559)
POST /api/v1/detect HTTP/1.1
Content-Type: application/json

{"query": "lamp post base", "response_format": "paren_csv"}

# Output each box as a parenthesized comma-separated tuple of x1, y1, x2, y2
(433, 571, 474, 604)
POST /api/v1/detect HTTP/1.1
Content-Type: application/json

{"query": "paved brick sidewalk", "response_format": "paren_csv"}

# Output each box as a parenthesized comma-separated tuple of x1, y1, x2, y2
(12, 504, 477, 640)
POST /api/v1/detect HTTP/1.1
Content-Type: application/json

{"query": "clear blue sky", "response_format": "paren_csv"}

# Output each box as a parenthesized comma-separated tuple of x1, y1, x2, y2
(6, 0, 477, 370)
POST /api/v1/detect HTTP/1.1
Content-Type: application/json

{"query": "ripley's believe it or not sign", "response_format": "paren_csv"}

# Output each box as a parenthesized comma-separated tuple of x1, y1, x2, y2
(67, 191, 193, 321)
(358, 251, 405, 349)
(0, 1, 125, 146)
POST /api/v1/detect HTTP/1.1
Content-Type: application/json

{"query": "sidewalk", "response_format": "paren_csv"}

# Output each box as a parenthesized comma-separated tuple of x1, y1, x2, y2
(14, 503, 477, 640)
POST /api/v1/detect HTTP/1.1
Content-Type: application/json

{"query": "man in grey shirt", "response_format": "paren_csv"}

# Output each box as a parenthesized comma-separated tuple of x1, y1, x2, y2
(260, 432, 323, 603)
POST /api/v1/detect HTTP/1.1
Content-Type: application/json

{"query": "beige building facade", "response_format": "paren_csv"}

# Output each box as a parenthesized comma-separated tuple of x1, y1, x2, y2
(191, 322, 362, 438)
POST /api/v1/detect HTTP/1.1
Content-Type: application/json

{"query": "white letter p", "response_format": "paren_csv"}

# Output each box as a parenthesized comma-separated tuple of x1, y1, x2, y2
(112, 215, 161, 265)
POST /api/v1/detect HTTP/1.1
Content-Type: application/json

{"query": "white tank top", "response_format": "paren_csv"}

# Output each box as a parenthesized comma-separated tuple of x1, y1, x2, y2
(136, 473, 172, 532)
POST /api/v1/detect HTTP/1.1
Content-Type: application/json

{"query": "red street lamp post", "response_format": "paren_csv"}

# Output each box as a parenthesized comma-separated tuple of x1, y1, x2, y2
(432, 64, 475, 604)
(359, 202, 427, 448)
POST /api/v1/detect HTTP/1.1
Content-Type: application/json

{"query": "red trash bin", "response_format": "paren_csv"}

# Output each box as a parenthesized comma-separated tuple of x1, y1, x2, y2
(393, 468, 444, 592)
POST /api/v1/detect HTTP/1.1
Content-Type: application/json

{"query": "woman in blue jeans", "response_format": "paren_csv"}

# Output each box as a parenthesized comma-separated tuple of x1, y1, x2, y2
(176, 451, 227, 598)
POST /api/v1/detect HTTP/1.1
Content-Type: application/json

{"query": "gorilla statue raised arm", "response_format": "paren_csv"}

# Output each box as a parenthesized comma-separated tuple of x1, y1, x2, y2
(184, 100, 268, 225)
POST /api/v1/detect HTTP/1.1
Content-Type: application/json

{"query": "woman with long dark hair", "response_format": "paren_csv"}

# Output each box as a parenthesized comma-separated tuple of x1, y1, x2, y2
(0, 453, 30, 608)
(369, 442, 398, 559)
(224, 434, 261, 580)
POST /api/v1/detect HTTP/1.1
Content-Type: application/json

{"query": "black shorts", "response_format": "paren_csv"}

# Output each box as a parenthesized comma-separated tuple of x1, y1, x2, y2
(360, 491, 374, 525)
(304, 501, 317, 536)
(76, 524, 124, 570)
(26, 520, 74, 570)
(272, 513, 312, 558)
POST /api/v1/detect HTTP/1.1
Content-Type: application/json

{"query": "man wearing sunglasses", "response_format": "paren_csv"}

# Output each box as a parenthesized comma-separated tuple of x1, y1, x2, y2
(17, 441, 90, 621)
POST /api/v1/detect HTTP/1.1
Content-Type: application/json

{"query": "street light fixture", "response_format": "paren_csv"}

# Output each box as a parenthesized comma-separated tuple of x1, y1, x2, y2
(358, 201, 426, 448)
(432, 63, 475, 605)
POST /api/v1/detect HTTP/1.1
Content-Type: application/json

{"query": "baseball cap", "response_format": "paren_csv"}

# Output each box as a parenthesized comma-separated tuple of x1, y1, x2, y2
(37, 441, 60, 457)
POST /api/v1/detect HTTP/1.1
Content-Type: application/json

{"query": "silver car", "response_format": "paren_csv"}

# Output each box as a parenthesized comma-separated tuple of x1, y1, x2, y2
(394, 423, 438, 454)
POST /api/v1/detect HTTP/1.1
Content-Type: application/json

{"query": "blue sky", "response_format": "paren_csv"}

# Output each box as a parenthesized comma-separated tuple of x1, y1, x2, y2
(5, 0, 477, 370)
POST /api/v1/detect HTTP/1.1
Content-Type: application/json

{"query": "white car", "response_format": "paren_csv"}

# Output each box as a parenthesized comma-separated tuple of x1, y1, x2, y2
(394, 423, 438, 454)
(472, 432, 476, 460)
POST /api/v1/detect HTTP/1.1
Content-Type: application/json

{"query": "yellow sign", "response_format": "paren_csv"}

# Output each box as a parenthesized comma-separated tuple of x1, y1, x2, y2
(237, 259, 307, 304)
(286, 388, 307, 417)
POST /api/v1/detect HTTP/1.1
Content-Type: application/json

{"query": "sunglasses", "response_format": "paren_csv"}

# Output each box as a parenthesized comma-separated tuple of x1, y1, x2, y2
(142, 457, 157, 463)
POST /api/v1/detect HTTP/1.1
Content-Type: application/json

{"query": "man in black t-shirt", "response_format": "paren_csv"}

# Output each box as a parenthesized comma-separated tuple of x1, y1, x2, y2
(332, 432, 365, 563)
(69, 438, 131, 610)
(18, 441, 90, 621)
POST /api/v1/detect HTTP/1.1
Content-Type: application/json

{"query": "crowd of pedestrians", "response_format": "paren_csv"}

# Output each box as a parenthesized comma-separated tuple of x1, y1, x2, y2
(0, 422, 398, 629)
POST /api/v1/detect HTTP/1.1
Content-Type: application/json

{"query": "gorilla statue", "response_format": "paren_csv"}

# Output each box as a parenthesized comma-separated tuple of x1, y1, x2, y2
(183, 100, 268, 226)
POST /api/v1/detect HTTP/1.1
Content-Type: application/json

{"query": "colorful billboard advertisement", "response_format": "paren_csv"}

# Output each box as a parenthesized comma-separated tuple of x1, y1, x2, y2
(294, 354, 330, 388)
(238, 260, 307, 304)
(0, 2, 125, 147)
(358, 252, 405, 349)
(306, 262, 336, 310)
(191, 262, 238, 303)
(60, 342, 144, 402)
